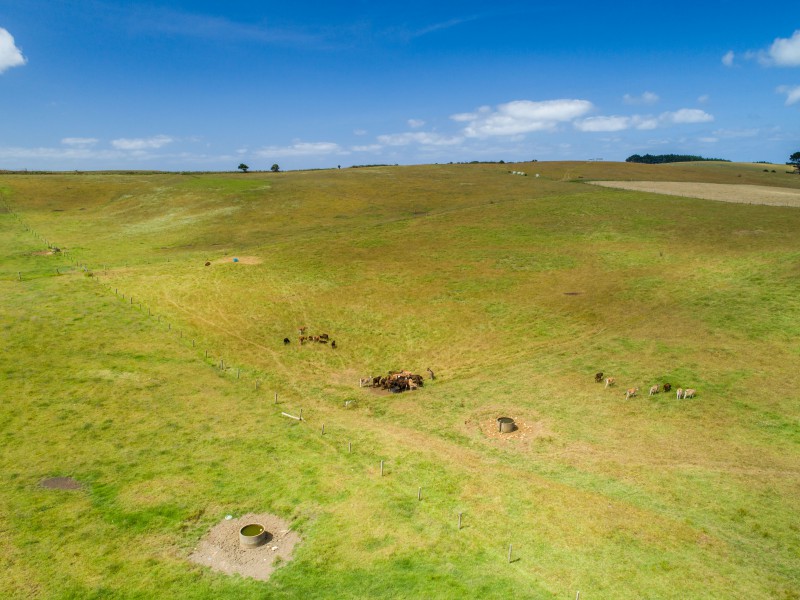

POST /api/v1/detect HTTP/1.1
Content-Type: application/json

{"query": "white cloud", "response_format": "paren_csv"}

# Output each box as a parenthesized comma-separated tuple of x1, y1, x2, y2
(661, 108, 714, 124)
(712, 127, 760, 138)
(767, 30, 800, 66)
(450, 106, 490, 122)
(61, 137, 99, 147)
(635, 117, 659, 130)
(351, 144, 383, 152)
(575, 108, 711, 133)
(697, 94, 710, 104)
(454, 99, 594, 137)
(377, 132, 463, 146)
(698, 137, 718, 143)
(407, 119, 425, 128)
(353, 129, 368, 136)
(722, 50, 735, 67)
(777, 84, 800, 105)
(111, 135, 174, 150)
(255, 141, 346, 157)
(574, 116, 631, 132)
(0, 28, 26, 73)
(623, 91, 659, 105)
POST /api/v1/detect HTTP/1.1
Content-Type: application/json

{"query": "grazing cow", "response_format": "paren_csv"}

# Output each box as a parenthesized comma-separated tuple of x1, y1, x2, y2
(427, 368, 436, 380)
(331, 340, 337, 349)
(595, 372, 604, 383)
(299, 336, 307, 345)
(605, 377, 616, 388)
(299, 326, 307, 335)
(676, 388, 683, 400)
(625, 387, 638, 399)
(663, 383, 672, 393)
(683, 388, 696, 399)
(319, 333, 329, 340)
(205, 261, 211, 266)
(359, 377, 370, 387)
(649, 385, 659, 396)
(283, 337, 290, 345)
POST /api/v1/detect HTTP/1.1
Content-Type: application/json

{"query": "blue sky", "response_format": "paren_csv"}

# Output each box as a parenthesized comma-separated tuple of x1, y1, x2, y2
(0, 1, 798, 171)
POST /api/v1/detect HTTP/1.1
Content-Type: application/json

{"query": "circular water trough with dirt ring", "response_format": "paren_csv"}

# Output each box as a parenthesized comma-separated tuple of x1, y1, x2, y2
(239, 523, 268, 549)
(497, 417, 516, 433)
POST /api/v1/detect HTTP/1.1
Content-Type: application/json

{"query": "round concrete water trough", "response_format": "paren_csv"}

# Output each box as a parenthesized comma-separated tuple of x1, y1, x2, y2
(497, 417, 516, 433)
(239, 523, 268, 549)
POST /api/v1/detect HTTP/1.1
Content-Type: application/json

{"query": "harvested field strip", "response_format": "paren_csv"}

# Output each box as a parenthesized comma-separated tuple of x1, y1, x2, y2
(588, 181, 800, 207)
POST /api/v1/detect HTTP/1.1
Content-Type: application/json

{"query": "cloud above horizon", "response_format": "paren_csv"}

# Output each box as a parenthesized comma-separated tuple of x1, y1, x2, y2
(255, 141, 346, 157)
(766, 30, 800, 66)
(731, 30, 800, 67)
(61, 137, 99, 147)
(722, 50, 735, 67)
(453, 99, 594, 137)
(623, 91, 659, 105)
(777, 85, 800, 105)
(377, 131, 463, 146)
(574, 108, 713, 132)
(0, 28, 26, 73)
(111, 135, 174, 150)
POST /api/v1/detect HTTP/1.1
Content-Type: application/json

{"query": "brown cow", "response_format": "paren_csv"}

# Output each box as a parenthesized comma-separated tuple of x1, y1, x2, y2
(605, 377, 616, 388)
(595, 371, 604, 383)
(663, 383, 672, 393)
(625, 387, 638, 399)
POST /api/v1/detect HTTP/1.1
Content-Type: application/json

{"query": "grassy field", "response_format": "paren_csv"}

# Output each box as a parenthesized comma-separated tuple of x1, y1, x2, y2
(1, 161, 799, 599)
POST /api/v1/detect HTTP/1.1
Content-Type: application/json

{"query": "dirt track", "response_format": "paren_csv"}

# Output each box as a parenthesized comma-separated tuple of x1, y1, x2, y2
(588, 181, 800, 207)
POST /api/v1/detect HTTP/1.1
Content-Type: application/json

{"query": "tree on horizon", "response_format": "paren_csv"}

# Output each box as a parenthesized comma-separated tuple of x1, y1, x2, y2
(789, 152, 800, 174)
(237, 163, 249, 173)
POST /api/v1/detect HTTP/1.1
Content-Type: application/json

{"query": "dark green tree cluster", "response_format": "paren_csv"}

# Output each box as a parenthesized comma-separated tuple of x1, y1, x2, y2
(789, 152, 800, 174)
(625, 154, 729, 164)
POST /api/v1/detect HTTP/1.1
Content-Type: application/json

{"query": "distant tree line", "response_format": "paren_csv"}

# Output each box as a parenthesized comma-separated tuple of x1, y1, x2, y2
(625, 154, 730, 164)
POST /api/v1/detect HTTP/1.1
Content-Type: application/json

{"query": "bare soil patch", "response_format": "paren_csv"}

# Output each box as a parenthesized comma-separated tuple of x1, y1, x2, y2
(189, 513, 300, 582)
(40, 477, 81, 490)
(467, 412, 553, 445)
(589, 181, 800, 207)
(212, 256, 263, 265)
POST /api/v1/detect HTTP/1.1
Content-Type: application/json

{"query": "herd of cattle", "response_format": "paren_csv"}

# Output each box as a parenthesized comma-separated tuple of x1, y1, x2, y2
(595, 372, 697, 400)
(284, 327, 337, 349)
(359, 369, 434, 393)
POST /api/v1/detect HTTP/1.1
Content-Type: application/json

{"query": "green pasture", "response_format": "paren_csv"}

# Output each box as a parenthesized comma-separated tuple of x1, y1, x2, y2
(1, 161, 799, 599)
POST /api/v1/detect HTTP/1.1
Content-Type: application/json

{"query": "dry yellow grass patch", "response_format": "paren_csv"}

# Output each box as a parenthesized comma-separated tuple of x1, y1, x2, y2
(589, 181, 800, 207)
